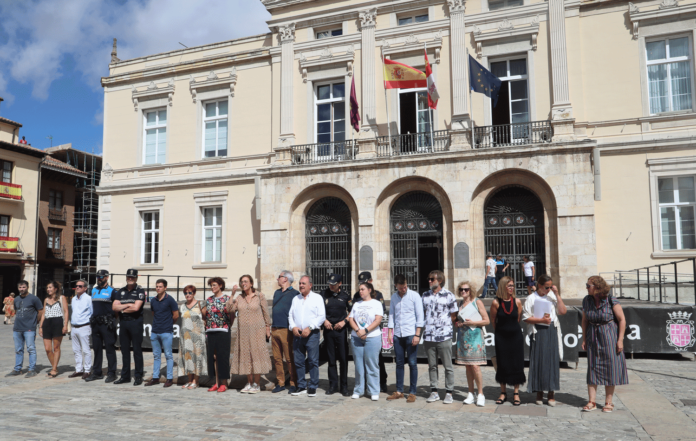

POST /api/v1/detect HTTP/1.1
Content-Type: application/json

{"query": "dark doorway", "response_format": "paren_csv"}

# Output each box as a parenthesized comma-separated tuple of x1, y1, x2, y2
(491, 82, 510, 126)
(390, 191, 443, 295)
(0, 264, 21, 301)
(399, 92, 417, 135)
(306, 197, 352, 293)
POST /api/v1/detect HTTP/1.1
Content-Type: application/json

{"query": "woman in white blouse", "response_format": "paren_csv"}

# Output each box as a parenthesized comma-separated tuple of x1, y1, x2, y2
(348, 282, 384, 401)
(521, 274, 567, 406)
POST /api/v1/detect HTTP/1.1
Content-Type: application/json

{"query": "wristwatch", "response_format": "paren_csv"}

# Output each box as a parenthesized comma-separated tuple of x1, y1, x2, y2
(308, 325, 314, 331)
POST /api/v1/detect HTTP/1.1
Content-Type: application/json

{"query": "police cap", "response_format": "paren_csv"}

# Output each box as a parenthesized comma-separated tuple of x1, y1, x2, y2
(126, 268, 138, 277)
(358, 271, 372, 283)
(96, 269, 109, 278)
(327, 274, 343, 285)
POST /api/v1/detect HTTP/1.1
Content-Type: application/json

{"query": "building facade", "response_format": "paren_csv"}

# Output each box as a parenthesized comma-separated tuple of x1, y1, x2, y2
(99, 0, 696, 299)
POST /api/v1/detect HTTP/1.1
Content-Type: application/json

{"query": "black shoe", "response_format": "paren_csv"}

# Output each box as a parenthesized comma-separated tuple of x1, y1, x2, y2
(113, 377, 131, 385)
(105, 374, 117, 383)
(84, 373, 104, 382)
(325, 387, 336, 395)
(341, 389, 350, 397)
(272, 385, 286, 393)
(133, 377, 143, 386)
(380, 384, 388, 393)
(287, 386, 297, 395)
(291, 387, 306, 396)
(308, 388, 317, 397)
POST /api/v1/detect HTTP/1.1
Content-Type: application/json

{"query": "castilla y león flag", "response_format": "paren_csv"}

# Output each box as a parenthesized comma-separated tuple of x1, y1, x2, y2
(424, 50, 439, 109)
(383, 58, 427, 89)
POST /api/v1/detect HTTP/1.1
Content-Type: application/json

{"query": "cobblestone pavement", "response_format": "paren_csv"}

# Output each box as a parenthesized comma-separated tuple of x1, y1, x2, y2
(0, 326, 694, 440)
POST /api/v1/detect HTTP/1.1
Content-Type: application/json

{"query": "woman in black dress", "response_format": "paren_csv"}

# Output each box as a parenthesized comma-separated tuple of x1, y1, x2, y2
(490, 276, 526, 406)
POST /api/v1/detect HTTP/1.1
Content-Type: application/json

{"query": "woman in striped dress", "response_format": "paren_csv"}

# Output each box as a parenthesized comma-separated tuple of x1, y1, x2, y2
(581, 275, 628, 413)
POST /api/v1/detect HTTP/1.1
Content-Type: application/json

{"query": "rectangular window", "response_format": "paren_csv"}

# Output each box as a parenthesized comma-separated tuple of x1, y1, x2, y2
(203, 100, 228, 158)
(490, 58, 530, 143)
(0, 161, 12, 183)
(47, 228, 61, 250)
(398, 13, 429, 26)
(141, 211, 160, 264)
(646, 37, 693, 114)
(489, 0, 524, 10)
(49, 190, 63, 210)
(399, 88, 433, 152)
(202, 207, 222, 262)
(316, 28, 342, 39)
(0, 216, 9, 237)
(144, 109, 167, 164)
(315, 82, 346, 158)
(658, 176, 696, 250)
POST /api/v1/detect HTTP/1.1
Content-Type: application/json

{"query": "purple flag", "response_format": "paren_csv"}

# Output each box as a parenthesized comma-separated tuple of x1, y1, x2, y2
(350, 76, 360, 132)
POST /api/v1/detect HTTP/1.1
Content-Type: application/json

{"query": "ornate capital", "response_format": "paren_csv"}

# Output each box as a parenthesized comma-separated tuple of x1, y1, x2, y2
(659, 0, 678, 9)
(279, 23, 296, 42)
(359, 8, 377, 29)
(447, 0, 466, 14)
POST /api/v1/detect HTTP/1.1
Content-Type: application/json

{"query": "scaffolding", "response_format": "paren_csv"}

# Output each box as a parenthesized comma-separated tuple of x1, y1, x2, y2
(71, 154, 100, 273)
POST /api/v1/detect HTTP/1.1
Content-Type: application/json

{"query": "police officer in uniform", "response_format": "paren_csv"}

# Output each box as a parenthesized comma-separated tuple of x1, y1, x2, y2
(351, 271, 388, 393)
(85, 269, 118, 383)
(112, 269, 146, 386)
(321, 274, 351, 397)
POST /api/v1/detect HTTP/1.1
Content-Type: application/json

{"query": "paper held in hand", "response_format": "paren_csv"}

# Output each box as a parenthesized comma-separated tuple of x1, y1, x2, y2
(533, 298, 554, 326)
(458, 302, 482, 323)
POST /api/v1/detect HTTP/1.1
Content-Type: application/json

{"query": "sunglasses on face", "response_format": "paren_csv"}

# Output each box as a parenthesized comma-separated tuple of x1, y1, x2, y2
(184, 292, 194, 295)
(459, 288, 470, 292)
(428, 278, 437, 282)
(76, 285, 85, 288)
(586, 284, 594, 289)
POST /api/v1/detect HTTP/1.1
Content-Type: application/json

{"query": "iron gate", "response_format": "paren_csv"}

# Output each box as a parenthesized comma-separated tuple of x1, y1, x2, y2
(390, 191, 443, 294)
(484, 186, 545, 297)
(306, 197, 352, 293)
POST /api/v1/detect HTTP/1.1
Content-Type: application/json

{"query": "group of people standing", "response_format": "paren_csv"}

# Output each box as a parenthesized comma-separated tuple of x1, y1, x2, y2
(4, 266, 629, 412)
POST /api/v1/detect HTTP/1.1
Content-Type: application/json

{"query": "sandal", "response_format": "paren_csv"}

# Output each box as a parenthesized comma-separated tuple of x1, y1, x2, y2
(513, 393, 521, 406)
(47, 371, 58, 378)
(181, 382, 191, 389)
(582, 401, 597, 412)
(495, 392, 507, 405)
(187, 383, 198, 390)
(602, 403, 614, 413)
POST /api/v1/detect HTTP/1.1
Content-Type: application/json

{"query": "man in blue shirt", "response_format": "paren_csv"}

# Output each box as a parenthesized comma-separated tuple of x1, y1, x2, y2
(145, 279, 179, 388)
(85, 269, 118, 383)
(6, 280, 43, 378)
(270, 270, 299, 394)
(386, 274, 424, 403)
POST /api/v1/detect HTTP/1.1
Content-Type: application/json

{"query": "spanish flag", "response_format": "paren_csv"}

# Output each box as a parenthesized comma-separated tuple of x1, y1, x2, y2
(0, 183, 21, 200)
(383, 58, 427, 89)
(425, 50, 439, 109)
(0, 236, 18, 253)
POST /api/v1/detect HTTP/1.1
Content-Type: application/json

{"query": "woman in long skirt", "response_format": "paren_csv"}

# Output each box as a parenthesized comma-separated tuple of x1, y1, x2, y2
(490, 276, 526, 406)
(522, 274, 567, 406)
(177, 285, 207, 389)
(455, 281, 490, 407)
(581, 275, 628, 413)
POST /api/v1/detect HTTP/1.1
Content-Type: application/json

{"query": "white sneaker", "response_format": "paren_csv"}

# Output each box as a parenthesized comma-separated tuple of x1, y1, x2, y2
(241, 383, 251, 393)
(371, 395, 379, 401)
(463, 392, 475, 405)
(476, 394, 486, 407)
(426, 391, 440, 403)
(351, 393, 360, 399)
(248, 383, 260, 394)
(443, 393, 453, 404)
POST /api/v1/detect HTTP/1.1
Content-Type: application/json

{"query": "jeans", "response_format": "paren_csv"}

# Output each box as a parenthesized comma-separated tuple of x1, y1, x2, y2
(483, 277, 498, 297)
(294, 330, 320, 390)
(393, 335, 418, 394)
(425, 339, 455, 393)
(13, 331, 37, 372)
(151, 332, 174, 380)
(352, 336, 381, 396)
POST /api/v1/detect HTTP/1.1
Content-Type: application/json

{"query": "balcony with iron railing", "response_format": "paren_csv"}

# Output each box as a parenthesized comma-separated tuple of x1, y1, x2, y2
(473, 120, 553, 149)
(46, 247, 66, 260)
(376, 130, 450, 158)
(291, 140, 357, 165)
(48, 206, 66, 222)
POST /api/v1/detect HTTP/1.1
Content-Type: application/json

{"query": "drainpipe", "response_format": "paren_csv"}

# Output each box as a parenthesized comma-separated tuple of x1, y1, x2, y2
(593, 147, 601, 201)
(32, 157, 45, 292)
(12, 127, 17, 144)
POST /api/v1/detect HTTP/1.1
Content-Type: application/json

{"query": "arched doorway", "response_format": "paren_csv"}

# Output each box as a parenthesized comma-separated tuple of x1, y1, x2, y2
(484, 186, 546, 297)
(390, 191, 443, 294)
(306, 197, 352, 293)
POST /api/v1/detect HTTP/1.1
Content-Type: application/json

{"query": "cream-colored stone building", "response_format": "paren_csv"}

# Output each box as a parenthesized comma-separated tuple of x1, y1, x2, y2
(98, 0, 696, 299)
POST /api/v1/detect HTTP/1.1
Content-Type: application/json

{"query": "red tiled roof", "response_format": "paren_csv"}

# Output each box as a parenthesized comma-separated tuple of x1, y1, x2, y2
(0, 116, 22, 127)
(43, 155, 88, 177)
(0, 139, 46, 158)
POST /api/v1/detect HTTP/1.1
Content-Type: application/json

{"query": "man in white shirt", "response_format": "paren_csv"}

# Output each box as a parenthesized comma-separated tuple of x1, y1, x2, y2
(69, 279, 93, 379)
(523, 255, 536, 295)
(289, 275, 325, 397)
(482, 252, 498, 298)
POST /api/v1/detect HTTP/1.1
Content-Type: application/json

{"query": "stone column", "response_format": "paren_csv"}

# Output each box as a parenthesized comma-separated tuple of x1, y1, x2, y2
(548, 0, 575, 140)
(359, 8, 378, 134)
(447, 0, 472, 150)
(279, 23, 296, 146)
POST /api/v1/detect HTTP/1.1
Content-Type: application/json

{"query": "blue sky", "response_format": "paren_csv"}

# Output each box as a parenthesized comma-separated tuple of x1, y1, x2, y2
(0, 0, 270, 154)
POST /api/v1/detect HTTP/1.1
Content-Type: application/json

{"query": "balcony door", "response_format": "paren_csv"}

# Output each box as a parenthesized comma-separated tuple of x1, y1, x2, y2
(490, 58, 530, 144)
(315, 82, 346, 161)
(399, 89, 433, 153)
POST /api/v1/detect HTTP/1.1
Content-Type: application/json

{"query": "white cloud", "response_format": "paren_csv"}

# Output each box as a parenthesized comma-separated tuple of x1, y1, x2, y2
(0, 0, 271, 101)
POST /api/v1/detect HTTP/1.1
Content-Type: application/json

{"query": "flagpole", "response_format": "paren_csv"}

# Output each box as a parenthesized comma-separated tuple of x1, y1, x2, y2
(382, 52, 391, 139)
(425, 42, 435, 150)
(466, 48, 473, 128)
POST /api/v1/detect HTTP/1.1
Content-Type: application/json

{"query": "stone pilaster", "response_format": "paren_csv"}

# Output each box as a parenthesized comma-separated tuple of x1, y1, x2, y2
(359, 8, 378, 134)
(279, 23, 296, 145)
(356, 136, 377, 159)
(448, 0, 470, 131)
(548, 0, 575, 140)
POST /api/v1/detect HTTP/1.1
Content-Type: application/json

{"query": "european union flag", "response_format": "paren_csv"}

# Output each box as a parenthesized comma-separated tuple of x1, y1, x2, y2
(469, 55, 502, 107)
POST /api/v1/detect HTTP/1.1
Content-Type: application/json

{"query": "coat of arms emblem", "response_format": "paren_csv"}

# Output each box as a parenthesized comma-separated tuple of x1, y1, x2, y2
(393, 68, 404, 80)
(666, 311, 695, 351)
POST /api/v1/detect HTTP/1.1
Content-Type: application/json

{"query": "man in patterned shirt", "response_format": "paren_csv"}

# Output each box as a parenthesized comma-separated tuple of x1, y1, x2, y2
(421, 270, 458, 404)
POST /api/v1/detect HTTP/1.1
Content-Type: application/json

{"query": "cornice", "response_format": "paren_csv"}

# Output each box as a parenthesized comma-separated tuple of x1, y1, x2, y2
(381, 31, 443, 63)
(472, 16, 540, 58)
(464, 3, 548, 28)
(628, 2, 696, 39)
(375, 18, 450, 40)
(299, 46, 356, 82)
(261, 0, 318, 11)
(132, 80, 175, 111)
(189, 69, 238, 102)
